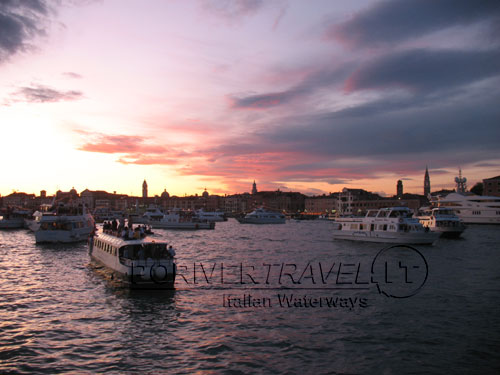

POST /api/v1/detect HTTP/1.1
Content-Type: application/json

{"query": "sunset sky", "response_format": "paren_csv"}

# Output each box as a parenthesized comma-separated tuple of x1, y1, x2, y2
(1, 0, 499, 198)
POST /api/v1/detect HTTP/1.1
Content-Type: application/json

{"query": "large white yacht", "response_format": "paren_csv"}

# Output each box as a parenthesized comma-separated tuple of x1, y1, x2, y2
(143, 209, 215, 229)
(432, 193, 500, 224)
(35, 206, 95, 243)
(332, 207, 440, 244)
(416, 207, 465, 238)
(89, 229, 176, 289)
(237, 208, 286, 224)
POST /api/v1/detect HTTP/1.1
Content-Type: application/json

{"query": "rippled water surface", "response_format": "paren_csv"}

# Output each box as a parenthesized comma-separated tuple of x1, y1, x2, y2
(1, 221, 499, 374)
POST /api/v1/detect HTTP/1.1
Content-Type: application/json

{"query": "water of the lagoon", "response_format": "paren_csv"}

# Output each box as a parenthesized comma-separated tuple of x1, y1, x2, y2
(1, 220, 499, 374)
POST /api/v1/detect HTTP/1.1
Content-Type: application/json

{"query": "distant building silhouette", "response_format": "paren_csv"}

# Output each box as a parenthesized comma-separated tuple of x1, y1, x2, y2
(161, 188, 169, 199)
(252, 180, 257, 195)
(397, 180, 403, 198)
(424, 166, 431, 197)
(142, 179, 148, 200)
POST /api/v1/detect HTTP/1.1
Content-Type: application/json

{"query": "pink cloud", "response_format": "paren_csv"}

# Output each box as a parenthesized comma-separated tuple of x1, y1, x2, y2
(78, 134, 167, 154)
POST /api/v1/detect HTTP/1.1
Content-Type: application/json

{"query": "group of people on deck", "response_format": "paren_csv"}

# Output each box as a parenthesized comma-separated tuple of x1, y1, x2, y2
(102, 217, 152, 239)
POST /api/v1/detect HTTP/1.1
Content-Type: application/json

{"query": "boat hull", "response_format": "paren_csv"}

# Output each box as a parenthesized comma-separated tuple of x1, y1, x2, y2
(0, 218, 25, 229)
(237, 218, 286, 224)
(150, 222, 215, 229)
(35, 227, 94, 243)
(332, 230, 440, 245)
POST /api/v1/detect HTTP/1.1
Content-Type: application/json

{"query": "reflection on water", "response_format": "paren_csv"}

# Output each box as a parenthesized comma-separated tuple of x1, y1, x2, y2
(1, 221, 499, 373)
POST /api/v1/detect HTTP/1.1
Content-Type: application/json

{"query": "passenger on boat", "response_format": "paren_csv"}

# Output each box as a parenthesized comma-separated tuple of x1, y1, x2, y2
(118, 216, 125, 232)
(168, 245, 176, 258)
(138, 246, 145, 260)
(111, 219, 118, 231)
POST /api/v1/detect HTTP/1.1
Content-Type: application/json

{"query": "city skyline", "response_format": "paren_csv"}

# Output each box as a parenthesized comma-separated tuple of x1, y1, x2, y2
(1, 1, 499, 197)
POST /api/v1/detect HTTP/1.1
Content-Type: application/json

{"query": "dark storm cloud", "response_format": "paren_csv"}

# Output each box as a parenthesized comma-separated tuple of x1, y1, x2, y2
(271, 92, 500, 160)
(346, 48, 500, 93)
(230, 64, 354, 109)
(230, 90, 298, 109)
(12, 84, 83, 103)
(329, 0, 500, 47)
(0, 0, 51, 61)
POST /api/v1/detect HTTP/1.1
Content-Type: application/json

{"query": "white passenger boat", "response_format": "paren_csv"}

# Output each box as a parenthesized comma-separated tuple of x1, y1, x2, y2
(195, 209, 227, 222)
(143, 209, 215, 229)
(332, 207, 440, 244)
(0, 209, 30, 229)
(35, 206, 95, 243)
(416, 207, 465, 238)
(0, 211, 26, 229)
(432, 193, 500, 224)
(237, 208, 286, 224)
(89, 229, 176, 289)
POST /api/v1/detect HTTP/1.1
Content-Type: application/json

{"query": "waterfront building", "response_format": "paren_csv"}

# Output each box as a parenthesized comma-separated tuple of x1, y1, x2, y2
(424, 166, 431, 197)
(80, 189, 128, 210)
(2, 192, 36, 208)
(252, 190, 306, 213)
(337, 188, 380, 215)
(483, 175, 500, 197)
(304, 194, 338, 214)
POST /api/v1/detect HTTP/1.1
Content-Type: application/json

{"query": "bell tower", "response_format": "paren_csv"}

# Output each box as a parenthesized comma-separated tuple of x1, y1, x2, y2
(142, 179, 148, 200)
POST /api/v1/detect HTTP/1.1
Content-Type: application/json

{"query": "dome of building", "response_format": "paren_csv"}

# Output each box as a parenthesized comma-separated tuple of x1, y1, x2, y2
(161, 189, 170, 199)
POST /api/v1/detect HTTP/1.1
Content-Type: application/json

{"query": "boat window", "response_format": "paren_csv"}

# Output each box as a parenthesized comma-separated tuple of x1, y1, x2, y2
(367, 211, 377, 217)
(389, 211, 400, 218)
(143, 243, 168, 259)
(120, 245, 142, 259)
(383, 225, 387, 231)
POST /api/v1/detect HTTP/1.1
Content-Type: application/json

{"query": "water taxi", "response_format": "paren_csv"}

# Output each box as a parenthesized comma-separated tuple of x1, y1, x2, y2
(332, 207, 440, 244)
(416, 207, 465, 238)
(35, 206, 95, 243)
(237, 208, 286, 224)
(88, 229, 176, 289)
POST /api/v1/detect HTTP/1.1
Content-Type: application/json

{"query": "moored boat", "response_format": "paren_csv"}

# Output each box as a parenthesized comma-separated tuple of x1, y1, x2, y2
(332, 207, 440, 244)
(237, 208, 286, 224)
(194, 209, 227, 222)
(0, 209, 31, 229)
(432, 193, 500, 224)
(88, 229, 176, 289)
(416, 207, 465, 238)
(143, 209, 215, 229)
(35, 205, 95, 243)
